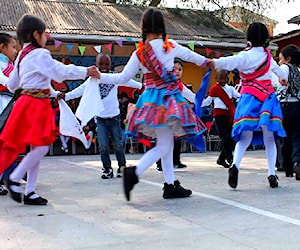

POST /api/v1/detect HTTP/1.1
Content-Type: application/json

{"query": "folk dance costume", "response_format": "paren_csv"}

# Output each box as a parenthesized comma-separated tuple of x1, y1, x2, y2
(0, 53, 14, 195)
(0, 54, 14, 114)
(126, 42, 206, 139)
(214, 47, 287, 188)
(100, 38, 207, 200)
(202, 83, 240, 168)
(0, 43, 87, 204)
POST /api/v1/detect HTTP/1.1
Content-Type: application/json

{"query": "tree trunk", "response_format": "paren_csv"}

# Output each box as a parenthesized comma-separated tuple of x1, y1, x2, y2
(149, 0, 161, 7)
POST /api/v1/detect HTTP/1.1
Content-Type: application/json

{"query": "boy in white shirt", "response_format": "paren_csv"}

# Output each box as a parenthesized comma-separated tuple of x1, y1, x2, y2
(66, 53, 142, 179)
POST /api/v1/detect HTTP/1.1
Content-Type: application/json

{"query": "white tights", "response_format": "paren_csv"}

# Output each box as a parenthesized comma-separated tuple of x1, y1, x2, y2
(233, 126, 276, 175)
(10, 145, 49, 195)
(135, 126, 175, 184)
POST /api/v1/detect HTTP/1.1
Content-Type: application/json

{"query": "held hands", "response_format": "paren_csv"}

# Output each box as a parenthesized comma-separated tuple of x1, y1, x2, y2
(279, 79, 287, 86)
(57, 92, 65, 100)
(206, 59, 215, 69)
(87, 66, 100, 79)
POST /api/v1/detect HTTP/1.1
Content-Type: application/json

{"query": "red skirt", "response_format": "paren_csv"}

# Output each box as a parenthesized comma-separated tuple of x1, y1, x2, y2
(0, 95, 56, 174)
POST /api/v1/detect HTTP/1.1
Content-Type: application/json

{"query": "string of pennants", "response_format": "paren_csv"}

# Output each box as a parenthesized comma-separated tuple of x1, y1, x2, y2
(51, 36, 277, 57)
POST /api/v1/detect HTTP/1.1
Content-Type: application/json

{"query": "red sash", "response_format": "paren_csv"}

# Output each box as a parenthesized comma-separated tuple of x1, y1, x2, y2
(209, 83, 235, 124)
(0, 61, 14, 93)
(17, 44, 37, 72)
(239, 49, 274, 102)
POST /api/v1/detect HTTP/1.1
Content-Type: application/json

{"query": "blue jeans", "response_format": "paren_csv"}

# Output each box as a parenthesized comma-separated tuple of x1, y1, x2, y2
(96, 115, 126, 169)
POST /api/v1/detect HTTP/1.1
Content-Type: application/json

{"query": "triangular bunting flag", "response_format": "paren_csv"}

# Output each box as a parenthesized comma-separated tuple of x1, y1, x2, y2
(233, 52, 239, 55)
(116, 38, 123, 47)
(205, 47, 212, 56)
(78, 46, 86, 56)
(188, 42, 195, 51)
(125, 37, 133, 41)
(215, 51, 221, 58)
(54, 39, 62, 48)
(93, 45, 101, 53)
(105, 43, 113, 53)
(272, 50, 277, 57)
(66, 44, 74, 52)
(135, 42, 139, 49)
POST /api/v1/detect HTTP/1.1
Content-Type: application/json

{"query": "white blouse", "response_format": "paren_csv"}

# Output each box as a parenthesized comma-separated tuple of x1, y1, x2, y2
(100, 39, 207, 85)
(214, 47, 288, 82)
(6, 43, 88, 97)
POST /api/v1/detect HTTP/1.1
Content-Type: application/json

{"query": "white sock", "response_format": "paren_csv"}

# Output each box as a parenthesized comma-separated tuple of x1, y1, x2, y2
(262, 126, 276, 176)
(233, 131, 253, 169)
(136, 126, 175, 184)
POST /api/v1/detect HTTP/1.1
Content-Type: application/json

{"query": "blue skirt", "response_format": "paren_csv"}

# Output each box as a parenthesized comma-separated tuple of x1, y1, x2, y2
(232, 93, 286, 145)
(126, 87, 206, 151)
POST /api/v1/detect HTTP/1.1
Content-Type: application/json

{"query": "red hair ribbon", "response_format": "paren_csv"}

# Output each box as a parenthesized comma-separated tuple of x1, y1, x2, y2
(163, 35, 174, 53)
(136, 41, 145, 66)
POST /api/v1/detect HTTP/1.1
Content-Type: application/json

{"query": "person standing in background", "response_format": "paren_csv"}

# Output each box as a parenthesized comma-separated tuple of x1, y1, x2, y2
(202, 69, 240, 168)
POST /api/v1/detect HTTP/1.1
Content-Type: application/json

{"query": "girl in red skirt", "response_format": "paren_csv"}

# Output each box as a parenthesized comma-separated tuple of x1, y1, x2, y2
(0, 14, 100, 205)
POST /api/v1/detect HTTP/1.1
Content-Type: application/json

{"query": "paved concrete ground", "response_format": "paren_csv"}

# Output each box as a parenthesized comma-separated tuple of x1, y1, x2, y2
(1, 150, 300, 250)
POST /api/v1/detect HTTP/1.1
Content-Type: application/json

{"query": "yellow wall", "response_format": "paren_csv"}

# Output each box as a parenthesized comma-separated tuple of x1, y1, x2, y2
(182, 62, 217, 92)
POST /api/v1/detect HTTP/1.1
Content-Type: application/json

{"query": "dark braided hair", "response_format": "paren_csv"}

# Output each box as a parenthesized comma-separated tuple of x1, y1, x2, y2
(17, 14, 46, 48)
(141, 8, 166, 44)
(247, 22, 270, 49)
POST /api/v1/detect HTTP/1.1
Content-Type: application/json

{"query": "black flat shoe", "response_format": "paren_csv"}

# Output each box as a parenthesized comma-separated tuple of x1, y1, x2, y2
(0, 185, 8, 196)
(268, 175, 279, 188)
(217, 159, 230, 168)
(228, 164, 239, 189)
(24, 191, 48, 205)
(6, 179, 22, 203)
(123, 166, 138, 201)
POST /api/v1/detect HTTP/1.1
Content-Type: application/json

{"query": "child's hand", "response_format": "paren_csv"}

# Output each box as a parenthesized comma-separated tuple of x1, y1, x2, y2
(87, 66, 100, 79)
(57, 92, 65, 100)
(279, 79, 287, 86)
(206, 59, 215, 69)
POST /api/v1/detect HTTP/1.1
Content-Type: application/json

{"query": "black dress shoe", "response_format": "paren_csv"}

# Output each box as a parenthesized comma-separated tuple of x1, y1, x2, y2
(0, 185, 8, 196)
(24, 191, 48, 205)
(228, 164, 239, 188)
(268, 175, 279, 188)
(123, 166, 139, 201)
(174, 163, 187, 169)
(217, 159, 230, 168)
(6, 179, 22, 203)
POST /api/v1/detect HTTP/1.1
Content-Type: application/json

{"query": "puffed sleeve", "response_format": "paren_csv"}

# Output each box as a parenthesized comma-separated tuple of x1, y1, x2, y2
(36, 49, 88, 82)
